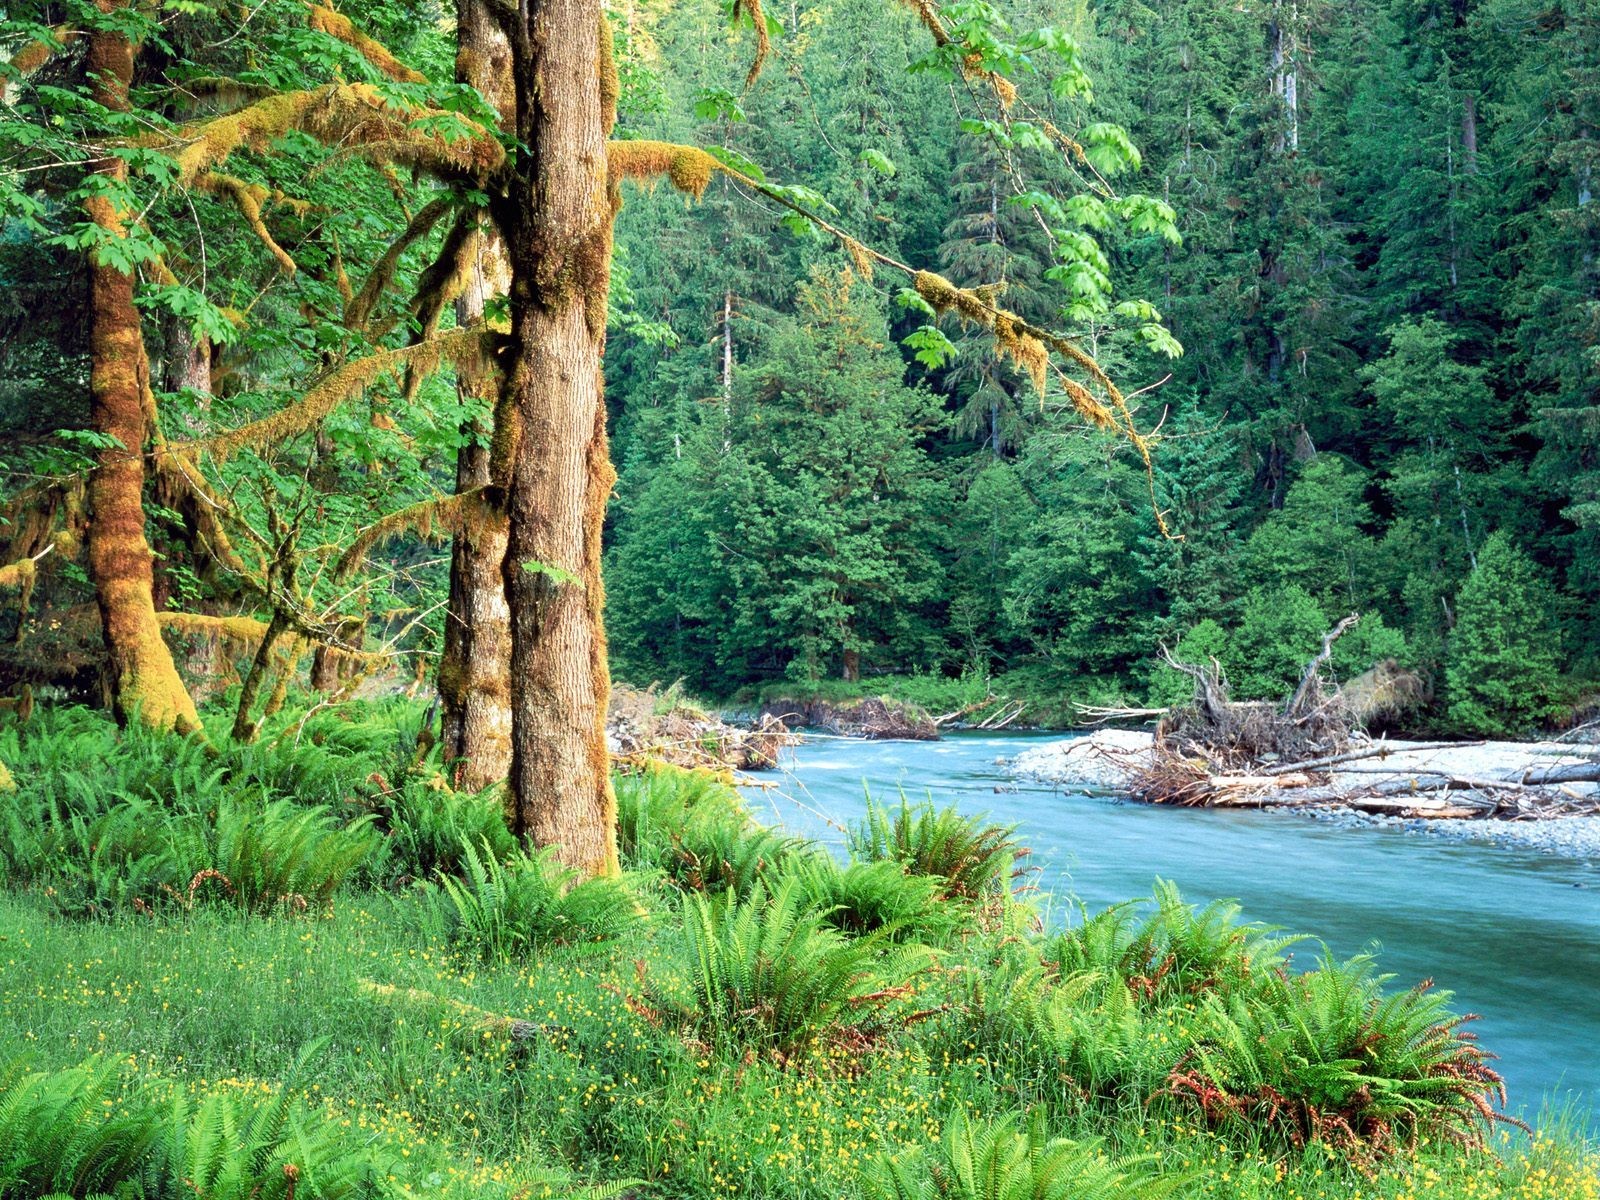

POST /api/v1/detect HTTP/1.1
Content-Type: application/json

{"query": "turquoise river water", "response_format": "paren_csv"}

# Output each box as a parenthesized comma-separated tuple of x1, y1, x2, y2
(738, 730, 1600, 1122)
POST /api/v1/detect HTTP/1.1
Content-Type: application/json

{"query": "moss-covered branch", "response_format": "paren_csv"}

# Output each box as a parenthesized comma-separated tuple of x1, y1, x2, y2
(171, 328, 494, 463)
(4, 23, 77, 78)
(334, 489, 481, 579)
(306, 5, 427, 84)
(194, 173, 303, 275)
(162, 83, 502, 188)
(346, 197, 453, 331)
(607, 140, 1146, 461)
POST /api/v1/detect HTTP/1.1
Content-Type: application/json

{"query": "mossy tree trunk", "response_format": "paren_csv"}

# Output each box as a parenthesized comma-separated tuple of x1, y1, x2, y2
(84, 3, 202, 735)
(490, 0, 619, 875)
(439, 0, 514, 794)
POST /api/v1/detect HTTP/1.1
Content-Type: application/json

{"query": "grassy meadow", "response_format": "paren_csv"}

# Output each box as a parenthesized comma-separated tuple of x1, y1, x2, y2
(0, 699, 1595, 1200)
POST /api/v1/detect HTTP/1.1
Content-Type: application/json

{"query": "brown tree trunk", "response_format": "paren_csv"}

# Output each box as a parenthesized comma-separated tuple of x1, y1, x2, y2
(439, 0, 516, 793)
(494, 0, 619, 875)
(84, 4, 201, 735)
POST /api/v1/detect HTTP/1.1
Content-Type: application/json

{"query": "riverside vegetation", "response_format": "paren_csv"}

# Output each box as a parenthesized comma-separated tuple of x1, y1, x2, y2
(1, 697, 1597, 1200)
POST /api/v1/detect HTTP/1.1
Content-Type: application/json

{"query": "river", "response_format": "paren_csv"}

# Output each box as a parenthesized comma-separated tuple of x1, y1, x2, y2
(739, 730, 1600, 1122)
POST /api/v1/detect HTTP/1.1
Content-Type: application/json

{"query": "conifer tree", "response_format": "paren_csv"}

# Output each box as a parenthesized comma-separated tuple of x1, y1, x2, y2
(1445, 531, 1563, 736)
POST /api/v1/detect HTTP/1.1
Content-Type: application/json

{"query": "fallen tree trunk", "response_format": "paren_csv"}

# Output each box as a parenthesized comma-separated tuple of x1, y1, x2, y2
(1261, 740, 1481, 776)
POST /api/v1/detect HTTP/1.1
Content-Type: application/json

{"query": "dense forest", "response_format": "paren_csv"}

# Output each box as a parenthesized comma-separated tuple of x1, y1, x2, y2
(1, 0, 1596, 742)
(597, 0, 1599, 735)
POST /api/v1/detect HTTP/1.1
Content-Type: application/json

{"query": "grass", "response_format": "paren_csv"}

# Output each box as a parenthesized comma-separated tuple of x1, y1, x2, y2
(0, 703, 1595, 1200)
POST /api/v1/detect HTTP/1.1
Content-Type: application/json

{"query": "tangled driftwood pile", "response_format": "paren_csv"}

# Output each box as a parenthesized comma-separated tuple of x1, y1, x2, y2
(609, 684, 794, 774)
(1126, 616, 1600, 821)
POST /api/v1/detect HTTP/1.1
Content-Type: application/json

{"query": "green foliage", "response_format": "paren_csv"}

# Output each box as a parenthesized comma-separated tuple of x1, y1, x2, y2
(789, 856, 964, 943)
(0, 708, 381, 915)
(1445, 532, 1564, 737)
(675, 878, 931, 1057)
(1175, 955, 1512, 1154)
(848, 797, 1020, 902)
(0, 1053, 392, 1200)
(614, 764, 805, 893)
(863, 1108, 1178, 1200)
(378, 781, 518, 881)
(1044, 882, 1302, 1010)
(421, 838, 641, 960)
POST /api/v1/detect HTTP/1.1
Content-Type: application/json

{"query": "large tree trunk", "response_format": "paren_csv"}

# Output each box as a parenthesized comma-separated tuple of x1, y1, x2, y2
(439, 0, 515, 793)
(495, 0, 619, 875)
(84, 4, 201, 734)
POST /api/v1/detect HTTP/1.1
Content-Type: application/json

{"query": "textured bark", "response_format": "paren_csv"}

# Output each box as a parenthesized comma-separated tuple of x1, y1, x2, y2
(439, 0, 514, 793)
(494, 0, 619, 875)
(85, 4, 202, 734)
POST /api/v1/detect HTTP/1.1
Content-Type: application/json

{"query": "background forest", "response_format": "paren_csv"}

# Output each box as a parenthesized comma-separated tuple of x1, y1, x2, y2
(597, 0, 1599, 735)
(1, 0, 1596, 741)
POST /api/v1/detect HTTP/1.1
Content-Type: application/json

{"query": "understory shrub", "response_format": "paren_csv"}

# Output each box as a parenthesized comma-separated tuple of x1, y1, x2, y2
(863, 1107, 1180, 1200)
(789, 856, 964, 943)
(615, 763, 805, 892)
(422, 837, 642, 959)
(1169, 954, 1514, 1156)
(676, 878, 933, 1058)
(849, 797, 1022, 901)
(0, 1054, 389, 1200)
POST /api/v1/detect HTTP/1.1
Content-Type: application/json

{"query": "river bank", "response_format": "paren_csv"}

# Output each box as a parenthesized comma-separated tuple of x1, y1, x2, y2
(746, 730, 1600, 1112)
(1010, 730, 1600, 857)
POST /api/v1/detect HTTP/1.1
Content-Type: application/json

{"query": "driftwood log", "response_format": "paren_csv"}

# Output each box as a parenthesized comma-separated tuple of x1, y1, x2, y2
(1130, 617, 1600, 821)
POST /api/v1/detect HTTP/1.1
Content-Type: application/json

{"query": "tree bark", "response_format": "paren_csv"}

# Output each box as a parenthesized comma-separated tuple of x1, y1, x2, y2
(494, 0, 619, 875)
(438, 0, 516, 794)
(85, 3, 202, 734)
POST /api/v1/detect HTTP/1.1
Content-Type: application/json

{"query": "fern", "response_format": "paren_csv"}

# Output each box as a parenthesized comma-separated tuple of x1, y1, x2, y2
(1171, 952, 1514, 1155)
(787, 856, 962, 943)
(862, 1107, 1180, 1200)
(614, 763, 804, 893)
(675, 878, 933, 1057)
(1045, 881, 1303, 1007)
(848, 796, 1020, 902)
(423, 837, 641, 960)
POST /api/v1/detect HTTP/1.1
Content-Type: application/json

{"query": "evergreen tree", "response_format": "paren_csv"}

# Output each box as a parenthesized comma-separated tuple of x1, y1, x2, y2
(1445, 531, 1563, 736)
(723, 269, 949, 683)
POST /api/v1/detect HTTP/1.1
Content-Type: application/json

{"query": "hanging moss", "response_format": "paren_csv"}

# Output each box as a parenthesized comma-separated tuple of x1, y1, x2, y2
(0, 556, 37, 593)
(158, 611, 272, 646)
(306, 4, 427, 84)
(607, 140, 720, 200)
(164, 84, 502, 187)
(181, 328, 491, 463)
(842, 236, 875, 280)
(195, 173, 298, 274)
(334, 490, 478, 578)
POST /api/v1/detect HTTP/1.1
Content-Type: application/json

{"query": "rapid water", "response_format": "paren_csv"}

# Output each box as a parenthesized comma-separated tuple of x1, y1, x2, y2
(740, 730, 1600, 1121)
